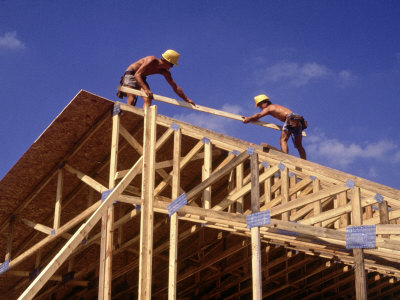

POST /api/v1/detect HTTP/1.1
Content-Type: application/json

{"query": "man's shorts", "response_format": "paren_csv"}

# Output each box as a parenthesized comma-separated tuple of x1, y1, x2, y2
(117, 71, 148, 103)
(283, 113, 304, 136)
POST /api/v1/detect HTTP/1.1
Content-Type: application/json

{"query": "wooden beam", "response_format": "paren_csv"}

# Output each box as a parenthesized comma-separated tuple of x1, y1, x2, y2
(138, 105, 157, 300)
(236, 163, 244, 213)
(203, 139, 212, 209)
(5, 216, 15, 261)
(64, 163, 108, 193)
(17, 152, 144, 299)
(117, 86, 308, 135)
(168, 127, 181, 300)
(250, 153, 262, 300)
(351, 186, 367, 300)
(101, 106, 120, 299)
(53, 168, 64, 230)
(281, 165, 289, 221)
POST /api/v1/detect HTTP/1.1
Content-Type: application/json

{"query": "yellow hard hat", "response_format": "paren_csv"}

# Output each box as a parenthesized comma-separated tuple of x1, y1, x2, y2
(162, 49, 180, 66)
(254, 94, 270, 107)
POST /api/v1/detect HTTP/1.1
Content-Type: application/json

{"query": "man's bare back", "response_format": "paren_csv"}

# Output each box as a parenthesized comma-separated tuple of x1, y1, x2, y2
(118, 50, 195, 108)
(261, 104, 293, 122)
(127, 56, 169, 77)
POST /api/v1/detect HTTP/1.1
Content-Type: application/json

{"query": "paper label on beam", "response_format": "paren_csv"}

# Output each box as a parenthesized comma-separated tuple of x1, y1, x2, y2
(168, 193, 187, 216)
(346, 225, 376, 249)
(246, 211, 270, 228)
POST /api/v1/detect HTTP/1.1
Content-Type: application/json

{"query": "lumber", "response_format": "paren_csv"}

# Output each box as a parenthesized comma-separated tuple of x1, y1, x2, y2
(351, 186, 367, 300)
(17, 154, 144, 300)
(250, 153, 262, 300)
(168, 127, 181, 300)
(117, 85, 307, 136)
(138, 105, 157, 300)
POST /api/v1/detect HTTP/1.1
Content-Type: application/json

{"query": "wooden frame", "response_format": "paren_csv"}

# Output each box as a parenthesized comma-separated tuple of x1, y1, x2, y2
(0, 90, 399, 299)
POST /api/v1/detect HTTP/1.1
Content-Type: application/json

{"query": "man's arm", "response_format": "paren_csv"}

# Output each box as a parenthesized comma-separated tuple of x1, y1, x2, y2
(162, 71, 196, 106)
(242, 109, 269, 123)
(133, 57, 157, 99)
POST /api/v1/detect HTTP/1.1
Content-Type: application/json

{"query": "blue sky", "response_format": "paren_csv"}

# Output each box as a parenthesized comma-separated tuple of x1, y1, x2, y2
(1, 1, 399, 189)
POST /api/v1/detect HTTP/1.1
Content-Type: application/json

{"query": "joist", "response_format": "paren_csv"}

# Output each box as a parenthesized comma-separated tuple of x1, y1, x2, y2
(117, 85, 307, 136)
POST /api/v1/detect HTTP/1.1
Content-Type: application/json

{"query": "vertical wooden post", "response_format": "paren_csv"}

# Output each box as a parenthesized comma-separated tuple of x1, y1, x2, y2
(351, 186, 367, 300)
(313, 178, 321, 227)
(53, 169, 64, 230)
(203, 139, 212, 209)
(168, 127, 181, 300)
(99, 107, 120, 299)
(263, 165, 271, 206)
(379, 200, 390, 238)
(236, 163, 244, 213)
(281, 166, 289, 221)
(339, 192, 349, 228)
(250, 153, 262, 300)
(138, 105, 157, 300)
(5, 216, 15, 262)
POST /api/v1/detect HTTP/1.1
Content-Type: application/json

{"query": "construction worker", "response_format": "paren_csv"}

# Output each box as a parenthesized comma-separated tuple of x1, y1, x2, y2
(242, 94, 307, 159)
(117, 49, 195, 108)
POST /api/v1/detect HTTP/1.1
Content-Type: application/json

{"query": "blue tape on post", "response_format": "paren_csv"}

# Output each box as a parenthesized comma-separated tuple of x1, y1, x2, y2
(246, 211, 270, 229)
(374, 193, 383, 204)
(135, 204, 141, 211)
(231, 150, 241, 156)
(346, 225, 376, 249)
(372, 205, 379, 211)
(262, 161, 269, 168)
(113, 104, 121, 116)
(202, 137, 210, 144)
(51, 229, 55, 236)
(247, 147, 255, 155)
(309, 175, 316, 181)
(167, 193, 187, 216)
(345, 180, 355, 189)
(101, 189, 114, 203)
(278, 163, 286, 171)
(171, 123, 179, 131)
(0, 260, 10, 275)
(81, 238, 87, 245)
(289, 172, 295, 178)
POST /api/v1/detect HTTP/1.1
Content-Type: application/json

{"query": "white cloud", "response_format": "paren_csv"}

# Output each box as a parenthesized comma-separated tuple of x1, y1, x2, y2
(306, 130, 398, 169)
(256, 61, 356, 87)
(0, 31, 25, 49)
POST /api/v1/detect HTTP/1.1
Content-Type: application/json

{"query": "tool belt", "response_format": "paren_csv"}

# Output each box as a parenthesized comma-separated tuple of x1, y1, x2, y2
(287, 114, 308, 130)
(116, 70, 136, 99)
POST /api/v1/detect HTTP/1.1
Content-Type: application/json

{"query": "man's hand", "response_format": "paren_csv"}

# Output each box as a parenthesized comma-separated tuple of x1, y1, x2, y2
(186, 99, 196, 107)
(144, 90, 154, 100)
(242, 116, 250, 123)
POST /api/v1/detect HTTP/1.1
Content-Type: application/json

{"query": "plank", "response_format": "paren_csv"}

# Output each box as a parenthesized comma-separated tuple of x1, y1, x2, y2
(351, 187, 367, 300)
(17, 154, 144, 299)
(117, 86, 306, 135)
(168, 127, 181, 300)
(138, 106, 157, 300)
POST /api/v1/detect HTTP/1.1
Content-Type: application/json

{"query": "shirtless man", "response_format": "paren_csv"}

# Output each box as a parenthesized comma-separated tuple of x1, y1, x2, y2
(117, 49, 195, 108)
(242, 94, 307, 159)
